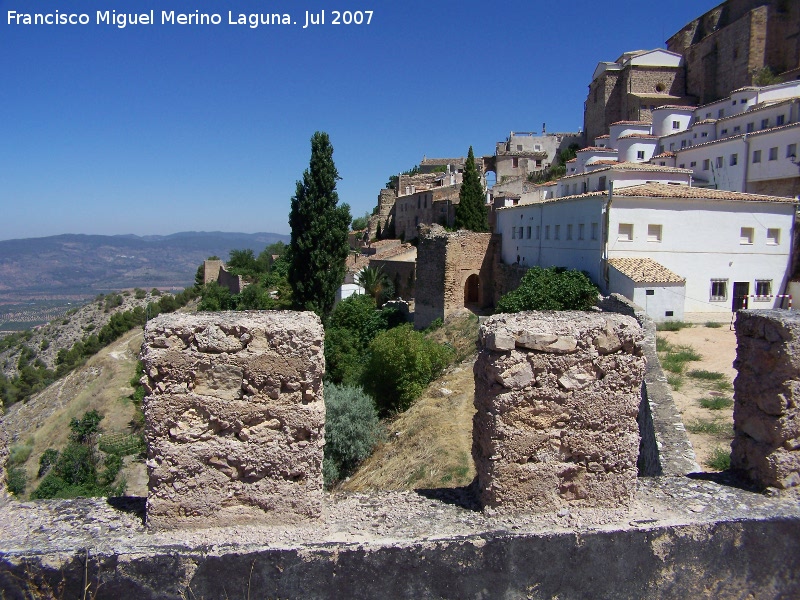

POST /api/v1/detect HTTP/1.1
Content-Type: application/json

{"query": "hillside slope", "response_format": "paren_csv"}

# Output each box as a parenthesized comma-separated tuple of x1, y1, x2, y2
(1, 327, 147, 498)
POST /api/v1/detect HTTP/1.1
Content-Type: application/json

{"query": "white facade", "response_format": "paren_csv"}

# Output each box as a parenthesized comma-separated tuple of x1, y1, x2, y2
(616, 135, 659, 162)
(496, 183, 795, 319)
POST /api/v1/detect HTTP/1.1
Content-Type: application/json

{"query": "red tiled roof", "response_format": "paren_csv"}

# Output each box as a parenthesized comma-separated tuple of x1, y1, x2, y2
(608, 258, 685, 283)
(610, 120, 652, 126)
(617, 134, 658, 140)
(576, 147, 619, 153)
(615, 182, 796, 203)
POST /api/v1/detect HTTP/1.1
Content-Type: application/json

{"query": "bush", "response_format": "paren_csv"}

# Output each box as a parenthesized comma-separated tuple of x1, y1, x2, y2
(38, 448, 59, 477)
(323, 383, 381, 487)
(134, 288, 147, 299)
(362, 325, 454, 416)
(705, 447, 731, 471)
(496, 266, 598, 313)
(6, 465, 27, 496)
(656, 321, 691, 332)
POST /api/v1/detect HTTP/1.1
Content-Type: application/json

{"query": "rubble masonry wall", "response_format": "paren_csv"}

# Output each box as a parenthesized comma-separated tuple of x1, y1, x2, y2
(141, 311, 325, 529)
(732, 309, 800, 489)
(473, 311, 645, 511)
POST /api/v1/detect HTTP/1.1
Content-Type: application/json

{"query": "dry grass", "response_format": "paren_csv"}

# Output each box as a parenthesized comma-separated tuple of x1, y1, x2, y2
(341, 361, 476, 491)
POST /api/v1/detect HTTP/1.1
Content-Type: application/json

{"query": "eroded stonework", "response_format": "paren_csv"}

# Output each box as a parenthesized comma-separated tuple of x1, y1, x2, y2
(141, 311, 324, 529)
(473, 311, 645, 511)
(732, 310, 800, 489)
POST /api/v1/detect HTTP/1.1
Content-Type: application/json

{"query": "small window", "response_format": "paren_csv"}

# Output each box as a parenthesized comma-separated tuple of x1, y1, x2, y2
(545, 225, 550, 240)
(754, 280, 772, 300)
(516, 144, 523, 151)
(716, 156, 723, 168)
(703, 159, 710, 170)
(511, 227, 516, 239)
(718, 109, 725, 118)
(672, 120, 680, 129)
(740, 227, 754, 245)
(598, 176, 607, 191)
(536, 225, 540, 240)
(512, 157, 519, 168)
(701, 132, 709, 138)
(526, 226, 531, 239)
(769, 147, 778, 161)
(681, 140, 687, 148)
(520, 227, 525, 239)
(665, 311, 674, 317)
(534, 144, 541, 151)
(777, 115, 785, 126)
(730, 154, 738, 166)
(706, 112, 711, 119)
(679, 164, 685, 169)
(720, 129, 728, 136)
(637, 150, 645, 160)
(647, 224, 662, 242)
(646, 290, 655, 296)
(578, 223, 585, 240)
(591, 222, 598, 240)
(787, 144, 797, 159)
(554, 225, 560, 240)
(767, 228, 780, 245)
(566, 224, 573, 240)
(753, 150, 762, 163)
(618, 223, 633, 242)
(746, 122, 754, 133)
(733, 126, 741, 133)
(669, 143, 675, 151)
(690, 161, 697, 168)
(761, 118, 769, 130)
(710, 279, 728, 301)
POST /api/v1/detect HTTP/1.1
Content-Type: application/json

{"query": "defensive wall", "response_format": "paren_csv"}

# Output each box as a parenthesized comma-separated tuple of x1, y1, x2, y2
(1, 308, 799, 597)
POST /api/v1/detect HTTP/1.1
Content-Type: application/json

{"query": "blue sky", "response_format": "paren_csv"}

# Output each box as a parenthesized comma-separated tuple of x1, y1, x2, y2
(0, 0, 721, 241)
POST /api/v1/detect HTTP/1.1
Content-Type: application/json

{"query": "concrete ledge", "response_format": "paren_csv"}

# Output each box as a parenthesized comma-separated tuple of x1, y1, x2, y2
(1, 477, 798, 598)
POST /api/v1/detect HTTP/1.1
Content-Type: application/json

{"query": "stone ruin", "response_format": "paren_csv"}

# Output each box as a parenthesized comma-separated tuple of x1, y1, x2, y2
(473, 311, 645, 511)
(732, 309, 800, 489)
(140, 311, 325, 529)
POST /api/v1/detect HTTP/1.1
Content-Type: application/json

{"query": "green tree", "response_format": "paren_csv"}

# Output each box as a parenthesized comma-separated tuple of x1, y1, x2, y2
(454, 146, 488, 232)
(351, 212, 370, 231)
(495, 266, 599, 313)
(288, 132, 352, 319)
(752, 66, 780, 87)
(362, 324, 454, 416)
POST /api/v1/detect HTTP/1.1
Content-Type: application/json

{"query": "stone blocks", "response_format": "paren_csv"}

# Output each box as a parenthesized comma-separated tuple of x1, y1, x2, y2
(473, 311, 645, 511)
(141, 311, 325, 529)
(732, 310, 800, 489)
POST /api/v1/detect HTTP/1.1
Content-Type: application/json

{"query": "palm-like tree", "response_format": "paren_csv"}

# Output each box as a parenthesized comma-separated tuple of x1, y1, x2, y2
(357, 266, 392, 304)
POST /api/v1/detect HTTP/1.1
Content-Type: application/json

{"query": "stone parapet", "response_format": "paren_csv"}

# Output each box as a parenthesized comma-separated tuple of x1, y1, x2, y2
(473, 311, 645, 511)
(732, 309, 800, 489)
(141, 311, 325, 529)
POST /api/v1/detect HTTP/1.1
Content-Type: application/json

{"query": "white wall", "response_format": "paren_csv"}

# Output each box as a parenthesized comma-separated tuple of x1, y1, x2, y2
(652, 109, 693, 138)
(608, 197, 794, 313)
(676, 137, 747, 191)
(631, 284, 685, 321)
(617, 138, 658, 162)
(747, 124, 800, 184)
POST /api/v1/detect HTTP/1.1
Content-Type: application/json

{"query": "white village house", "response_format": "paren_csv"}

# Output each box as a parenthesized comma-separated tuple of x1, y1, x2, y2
(496, 182, 795, 321)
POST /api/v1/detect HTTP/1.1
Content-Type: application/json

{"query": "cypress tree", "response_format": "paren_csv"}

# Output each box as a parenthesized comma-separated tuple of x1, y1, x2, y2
(288, 132, 351, 319)
(454, 146, 488, 232)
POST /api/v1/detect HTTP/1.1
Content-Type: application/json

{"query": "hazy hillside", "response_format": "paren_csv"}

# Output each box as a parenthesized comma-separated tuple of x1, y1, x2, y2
(0, 231, 289, 300)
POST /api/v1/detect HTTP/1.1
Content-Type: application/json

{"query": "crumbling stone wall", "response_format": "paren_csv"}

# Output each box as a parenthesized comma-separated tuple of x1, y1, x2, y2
(0, 400, 7, 499)
(141, 311, 325, 529)
(414, 226, 496, 329)
(732, 309, 800, 489)
(473, 311, 645, 511)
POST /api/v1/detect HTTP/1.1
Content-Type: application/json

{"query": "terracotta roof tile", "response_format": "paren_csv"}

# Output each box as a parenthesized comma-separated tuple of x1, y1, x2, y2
(576, 147, 619, 153)
(610, 120, 652, 126)
(608, 258, 684, 283)
(566, 158, 578, 163)
(653, 105, 696, 111)
(595, 135, 610, 139)
(651, 152, 676, 158)
(693, 119, 717, 125)
(747, 121, 800, 137)
(615, 182, 796, 203)
(617, 134, 658, 140)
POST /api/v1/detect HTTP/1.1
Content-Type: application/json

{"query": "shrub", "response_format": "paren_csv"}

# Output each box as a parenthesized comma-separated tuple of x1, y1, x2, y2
(134, 288, 147, 299)
(323, 383, 381, 487)
(6, 465, 26, 496)
(688, 370, 726, 381)
(699, 396, 733, 410)
(704, 322, 723, 329)
(656, 321, 691, 332)
(686, 419, 731, 436)
(38, 448, 59, 477)
(362, 324, 454, 416)
(705, 447, 731, 471)
(496, 266, 598, 313)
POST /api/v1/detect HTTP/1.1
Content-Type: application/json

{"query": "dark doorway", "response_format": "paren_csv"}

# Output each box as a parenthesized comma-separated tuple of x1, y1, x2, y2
(732, 281, 750, 311)
(465, 274, 480, 305)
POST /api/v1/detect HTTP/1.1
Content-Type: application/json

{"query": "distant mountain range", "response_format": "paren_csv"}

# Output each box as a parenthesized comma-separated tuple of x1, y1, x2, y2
(0, 232, 289, 300)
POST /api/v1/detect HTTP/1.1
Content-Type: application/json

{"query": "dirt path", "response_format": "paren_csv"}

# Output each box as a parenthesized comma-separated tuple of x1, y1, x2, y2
(657, 324, 737, 470)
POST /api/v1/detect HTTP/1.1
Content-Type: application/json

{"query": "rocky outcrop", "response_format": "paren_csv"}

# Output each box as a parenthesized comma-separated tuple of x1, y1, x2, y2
(473, 311, 645, 511)
(141, 311, 325, 529)
(732, 310, 800, 489)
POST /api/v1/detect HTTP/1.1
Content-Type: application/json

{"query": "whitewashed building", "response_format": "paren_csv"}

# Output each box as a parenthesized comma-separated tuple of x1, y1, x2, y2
(496, 182, 795, 321)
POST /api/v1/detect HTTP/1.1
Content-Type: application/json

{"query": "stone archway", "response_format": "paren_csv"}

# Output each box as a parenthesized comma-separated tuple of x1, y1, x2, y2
(464, 273, 480, 305)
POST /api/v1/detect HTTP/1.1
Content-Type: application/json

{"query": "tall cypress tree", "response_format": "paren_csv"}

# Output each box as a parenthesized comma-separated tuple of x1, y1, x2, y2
(288, 132, 351, 319)
(454, 146, 488, 232)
